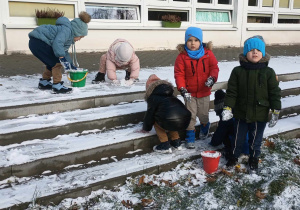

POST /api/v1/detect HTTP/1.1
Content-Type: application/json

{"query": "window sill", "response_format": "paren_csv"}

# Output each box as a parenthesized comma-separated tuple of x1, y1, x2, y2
(247, 26, 300, 31)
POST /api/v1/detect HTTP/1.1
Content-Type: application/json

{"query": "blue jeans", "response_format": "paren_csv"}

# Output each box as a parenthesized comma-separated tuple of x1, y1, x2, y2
(231, 119, 266, 158)
(29, 37, 60, 70)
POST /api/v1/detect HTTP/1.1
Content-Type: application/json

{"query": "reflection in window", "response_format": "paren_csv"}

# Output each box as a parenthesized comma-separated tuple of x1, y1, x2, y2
(148, 10, 188, 21)
(248, 0, 257, 6)
(278, 15, 300, 24)
(218, 0, 231, 4)
(262, 0, 273, 7)
(198, 0, 212, 3)
(247, 14, 272, 23)
(196, 10, 230, 22)
(86, 5, 139, 20)
(279, 0, 289, 8)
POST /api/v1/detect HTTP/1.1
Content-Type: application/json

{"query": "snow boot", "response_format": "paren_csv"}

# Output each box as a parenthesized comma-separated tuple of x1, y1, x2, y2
(170, 139, 182, 150)
(52, 82, 72, 94)
(92, 72, 105, 84)
(248, 157, 259, 171)
(185, 130, 195, 149)
(226, 157, 238, 168)
(125, 70, 131, 80)
(153, 141, 172, 153)
(38, 78, 52, 90)
(199, 122, 211, 140)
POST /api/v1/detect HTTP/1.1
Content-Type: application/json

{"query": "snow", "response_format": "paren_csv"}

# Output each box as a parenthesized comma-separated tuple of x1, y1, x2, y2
(0, 56, 300, 209)
(201, 151, 221, 158)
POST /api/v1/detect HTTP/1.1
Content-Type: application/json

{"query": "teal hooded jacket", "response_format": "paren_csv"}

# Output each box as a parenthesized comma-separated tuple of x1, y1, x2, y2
(29, 17, 87, 64)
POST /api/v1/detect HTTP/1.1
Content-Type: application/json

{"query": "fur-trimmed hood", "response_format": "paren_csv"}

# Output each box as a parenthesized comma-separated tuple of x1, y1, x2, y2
(145, 80, 174, 100)
(176, 41, 213, 53)
(239, 53, 271, 64)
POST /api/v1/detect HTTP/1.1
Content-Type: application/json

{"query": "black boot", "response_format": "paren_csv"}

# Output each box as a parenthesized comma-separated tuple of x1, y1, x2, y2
(249, 157, 259, 170)
(170, 139, 182, 149)
(226, 157, 238, 168)
(92, 72, 105, 84)
(125, 70, 130, 80)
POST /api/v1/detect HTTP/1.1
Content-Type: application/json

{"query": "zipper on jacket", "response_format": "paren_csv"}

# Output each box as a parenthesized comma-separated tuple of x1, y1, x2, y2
(191, 61, 195, 76)
(202, 60, 206, 72)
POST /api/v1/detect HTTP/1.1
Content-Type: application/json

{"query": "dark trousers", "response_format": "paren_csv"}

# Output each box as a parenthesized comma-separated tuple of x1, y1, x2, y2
(210, 118, 233, 152)
(232, 119, 266, 159)
(28, 37, 60, 70)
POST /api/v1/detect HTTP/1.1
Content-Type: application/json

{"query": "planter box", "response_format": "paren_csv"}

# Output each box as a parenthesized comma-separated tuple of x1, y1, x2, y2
(162, 21, 181, 28)
(36, 18, 57, 26)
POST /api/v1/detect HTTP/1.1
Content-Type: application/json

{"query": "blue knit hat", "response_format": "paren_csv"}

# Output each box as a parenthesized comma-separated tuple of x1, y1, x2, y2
(243, 36, 266, 57)
(185, 27, 203, 43)
(71, 18, 88, 37)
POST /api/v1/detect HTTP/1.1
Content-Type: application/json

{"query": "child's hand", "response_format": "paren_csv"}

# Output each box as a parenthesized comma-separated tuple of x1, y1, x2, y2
(180, 87, 192, 102)
(268, 110, 280, 128)
(222, 106, 233, 121)
(205, 76, 215, 87)
(59, 57, 72, 71)
(124, 78, 134, 86)
(112, 80, 120, 85)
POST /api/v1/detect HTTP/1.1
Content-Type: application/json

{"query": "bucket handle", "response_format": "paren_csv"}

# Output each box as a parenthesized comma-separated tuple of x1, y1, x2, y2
(67, 72, 88, 83)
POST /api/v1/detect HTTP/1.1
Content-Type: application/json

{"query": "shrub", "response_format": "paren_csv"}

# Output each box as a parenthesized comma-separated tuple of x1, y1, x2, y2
(161, 14, 181, 23)
(35, 8, 65, 18)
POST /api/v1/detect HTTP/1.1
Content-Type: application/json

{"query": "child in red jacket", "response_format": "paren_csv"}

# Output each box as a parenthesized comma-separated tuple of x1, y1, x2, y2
(174, 27, 219, 149)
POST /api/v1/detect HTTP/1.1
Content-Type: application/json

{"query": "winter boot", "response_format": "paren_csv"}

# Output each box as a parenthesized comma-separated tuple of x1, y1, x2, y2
(248, 157, 259, 171)
(170, 139, 182, 149)
(226, 157, 238, 168)
(199, 122, 211, 140)
(38, 78, 52, 90)
(92, 72, 105, 84)
(125, 70, 131, 80)
(153, 141, 172, 153)
(185, 130, 195, 149)
(52, 82, 72, 94)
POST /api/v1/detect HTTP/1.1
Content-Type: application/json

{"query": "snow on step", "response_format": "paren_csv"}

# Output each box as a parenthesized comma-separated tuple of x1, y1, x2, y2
(0, 114, 299, 209)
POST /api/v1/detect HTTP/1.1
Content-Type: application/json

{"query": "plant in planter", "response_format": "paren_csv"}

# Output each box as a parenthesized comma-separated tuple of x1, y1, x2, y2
(35, 8, 65, 26)
(161, 14, 181, 28)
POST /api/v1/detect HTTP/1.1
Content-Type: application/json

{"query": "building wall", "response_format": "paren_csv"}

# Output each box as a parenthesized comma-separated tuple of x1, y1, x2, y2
(1, 0, 300, 55)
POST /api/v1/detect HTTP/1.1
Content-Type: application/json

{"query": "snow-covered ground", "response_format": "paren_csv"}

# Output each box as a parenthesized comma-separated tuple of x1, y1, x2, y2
(0, 56, 300, 209)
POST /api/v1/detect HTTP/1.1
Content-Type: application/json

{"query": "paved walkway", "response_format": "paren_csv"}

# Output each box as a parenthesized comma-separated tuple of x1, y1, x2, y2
(0, 45, 299, 77)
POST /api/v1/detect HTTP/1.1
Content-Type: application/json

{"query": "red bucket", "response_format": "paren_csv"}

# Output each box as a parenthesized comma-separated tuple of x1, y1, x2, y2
(201, 151, 221, 174)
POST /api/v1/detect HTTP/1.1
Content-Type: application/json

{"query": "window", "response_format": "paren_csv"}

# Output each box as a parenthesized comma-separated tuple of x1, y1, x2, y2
(279, 0, 289, 8)
(86, 5, 139, 21)
(218, 0, 231, 5)
(247, 13, 272, 23)
(148, 10, 188, 21)
(278, 15, 300, 24)
(196, 10, 231, 23)
(294, 0, 300, 9)
(262, 0, 273, 7)
(248, 0, 258, 6)
(173, 0, 189, 2)
(198, 0, 212, 3)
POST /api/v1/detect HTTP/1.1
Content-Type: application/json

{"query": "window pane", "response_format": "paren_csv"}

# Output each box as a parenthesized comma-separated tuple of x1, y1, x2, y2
(262, 0, 273, 7)
(198, 0, 212, 3)
(248, 0, 257, 6)
(86, 5, 138, 20)
(148, 10, 188, 21)
(247, 14, 272, 23)
(196, 11, 230, 22)
(173, 0, 189, 1)
(9, 2, 74, 18)
(278, 15, 300, 24)
(218, 0, 231, 4)
(279, 0, 289, 8)
(294, 0, 300, 9)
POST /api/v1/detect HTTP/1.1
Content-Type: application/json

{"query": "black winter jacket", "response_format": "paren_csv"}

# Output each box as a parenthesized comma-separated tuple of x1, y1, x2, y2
(143, 80, 191, 131)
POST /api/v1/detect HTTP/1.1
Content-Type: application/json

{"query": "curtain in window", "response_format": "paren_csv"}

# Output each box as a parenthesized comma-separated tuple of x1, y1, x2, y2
(279, 0, 289, 8)
(196, 11, 230, 22)
(294, 0, 300, 9)
(262, 0, 273, 7)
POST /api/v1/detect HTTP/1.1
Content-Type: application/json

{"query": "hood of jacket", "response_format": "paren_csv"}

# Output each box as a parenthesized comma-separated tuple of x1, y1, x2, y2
(145, 80, 174, 100)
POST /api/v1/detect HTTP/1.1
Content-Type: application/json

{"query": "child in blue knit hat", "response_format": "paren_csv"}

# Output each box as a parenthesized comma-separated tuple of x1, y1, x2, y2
(222, 35, 281, 171)
(28, 11, 91, 93)
(174, 26, 219, 149)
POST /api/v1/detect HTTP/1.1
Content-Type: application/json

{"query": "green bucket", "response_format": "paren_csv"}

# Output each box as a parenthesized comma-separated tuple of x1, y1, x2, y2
(67, 69, 88, 87)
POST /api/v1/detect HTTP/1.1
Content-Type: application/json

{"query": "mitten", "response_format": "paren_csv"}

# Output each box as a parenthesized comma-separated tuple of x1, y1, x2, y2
(180, 87, 191, 102)
(205, 76, 215, 87)
(222, 106, 233, 121)
(59, 57, 77, 71)
(112, 79, 120, 84)
(268, 110, 280, 128)
(125, 78, 134, 86)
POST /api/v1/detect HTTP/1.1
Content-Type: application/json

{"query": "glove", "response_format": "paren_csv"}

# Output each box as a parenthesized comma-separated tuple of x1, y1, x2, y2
(222, 106, 233, 121)
(205, 76, 215, 87)
(112, 80, 120, 84)
(268, 110, 280, 128)
(59, 57, 77, 71)
(180, 87, 191, 102)
(125, 78, 134, 86)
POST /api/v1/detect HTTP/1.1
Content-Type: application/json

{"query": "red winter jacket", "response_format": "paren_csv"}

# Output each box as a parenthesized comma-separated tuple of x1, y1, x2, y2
(174, 47, 219, 98)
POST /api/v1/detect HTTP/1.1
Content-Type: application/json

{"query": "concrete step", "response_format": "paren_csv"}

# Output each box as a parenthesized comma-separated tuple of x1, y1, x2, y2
(1, 72, 299, 121)
(1, 89, 299, 146)
(0, 114, 299, 210)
